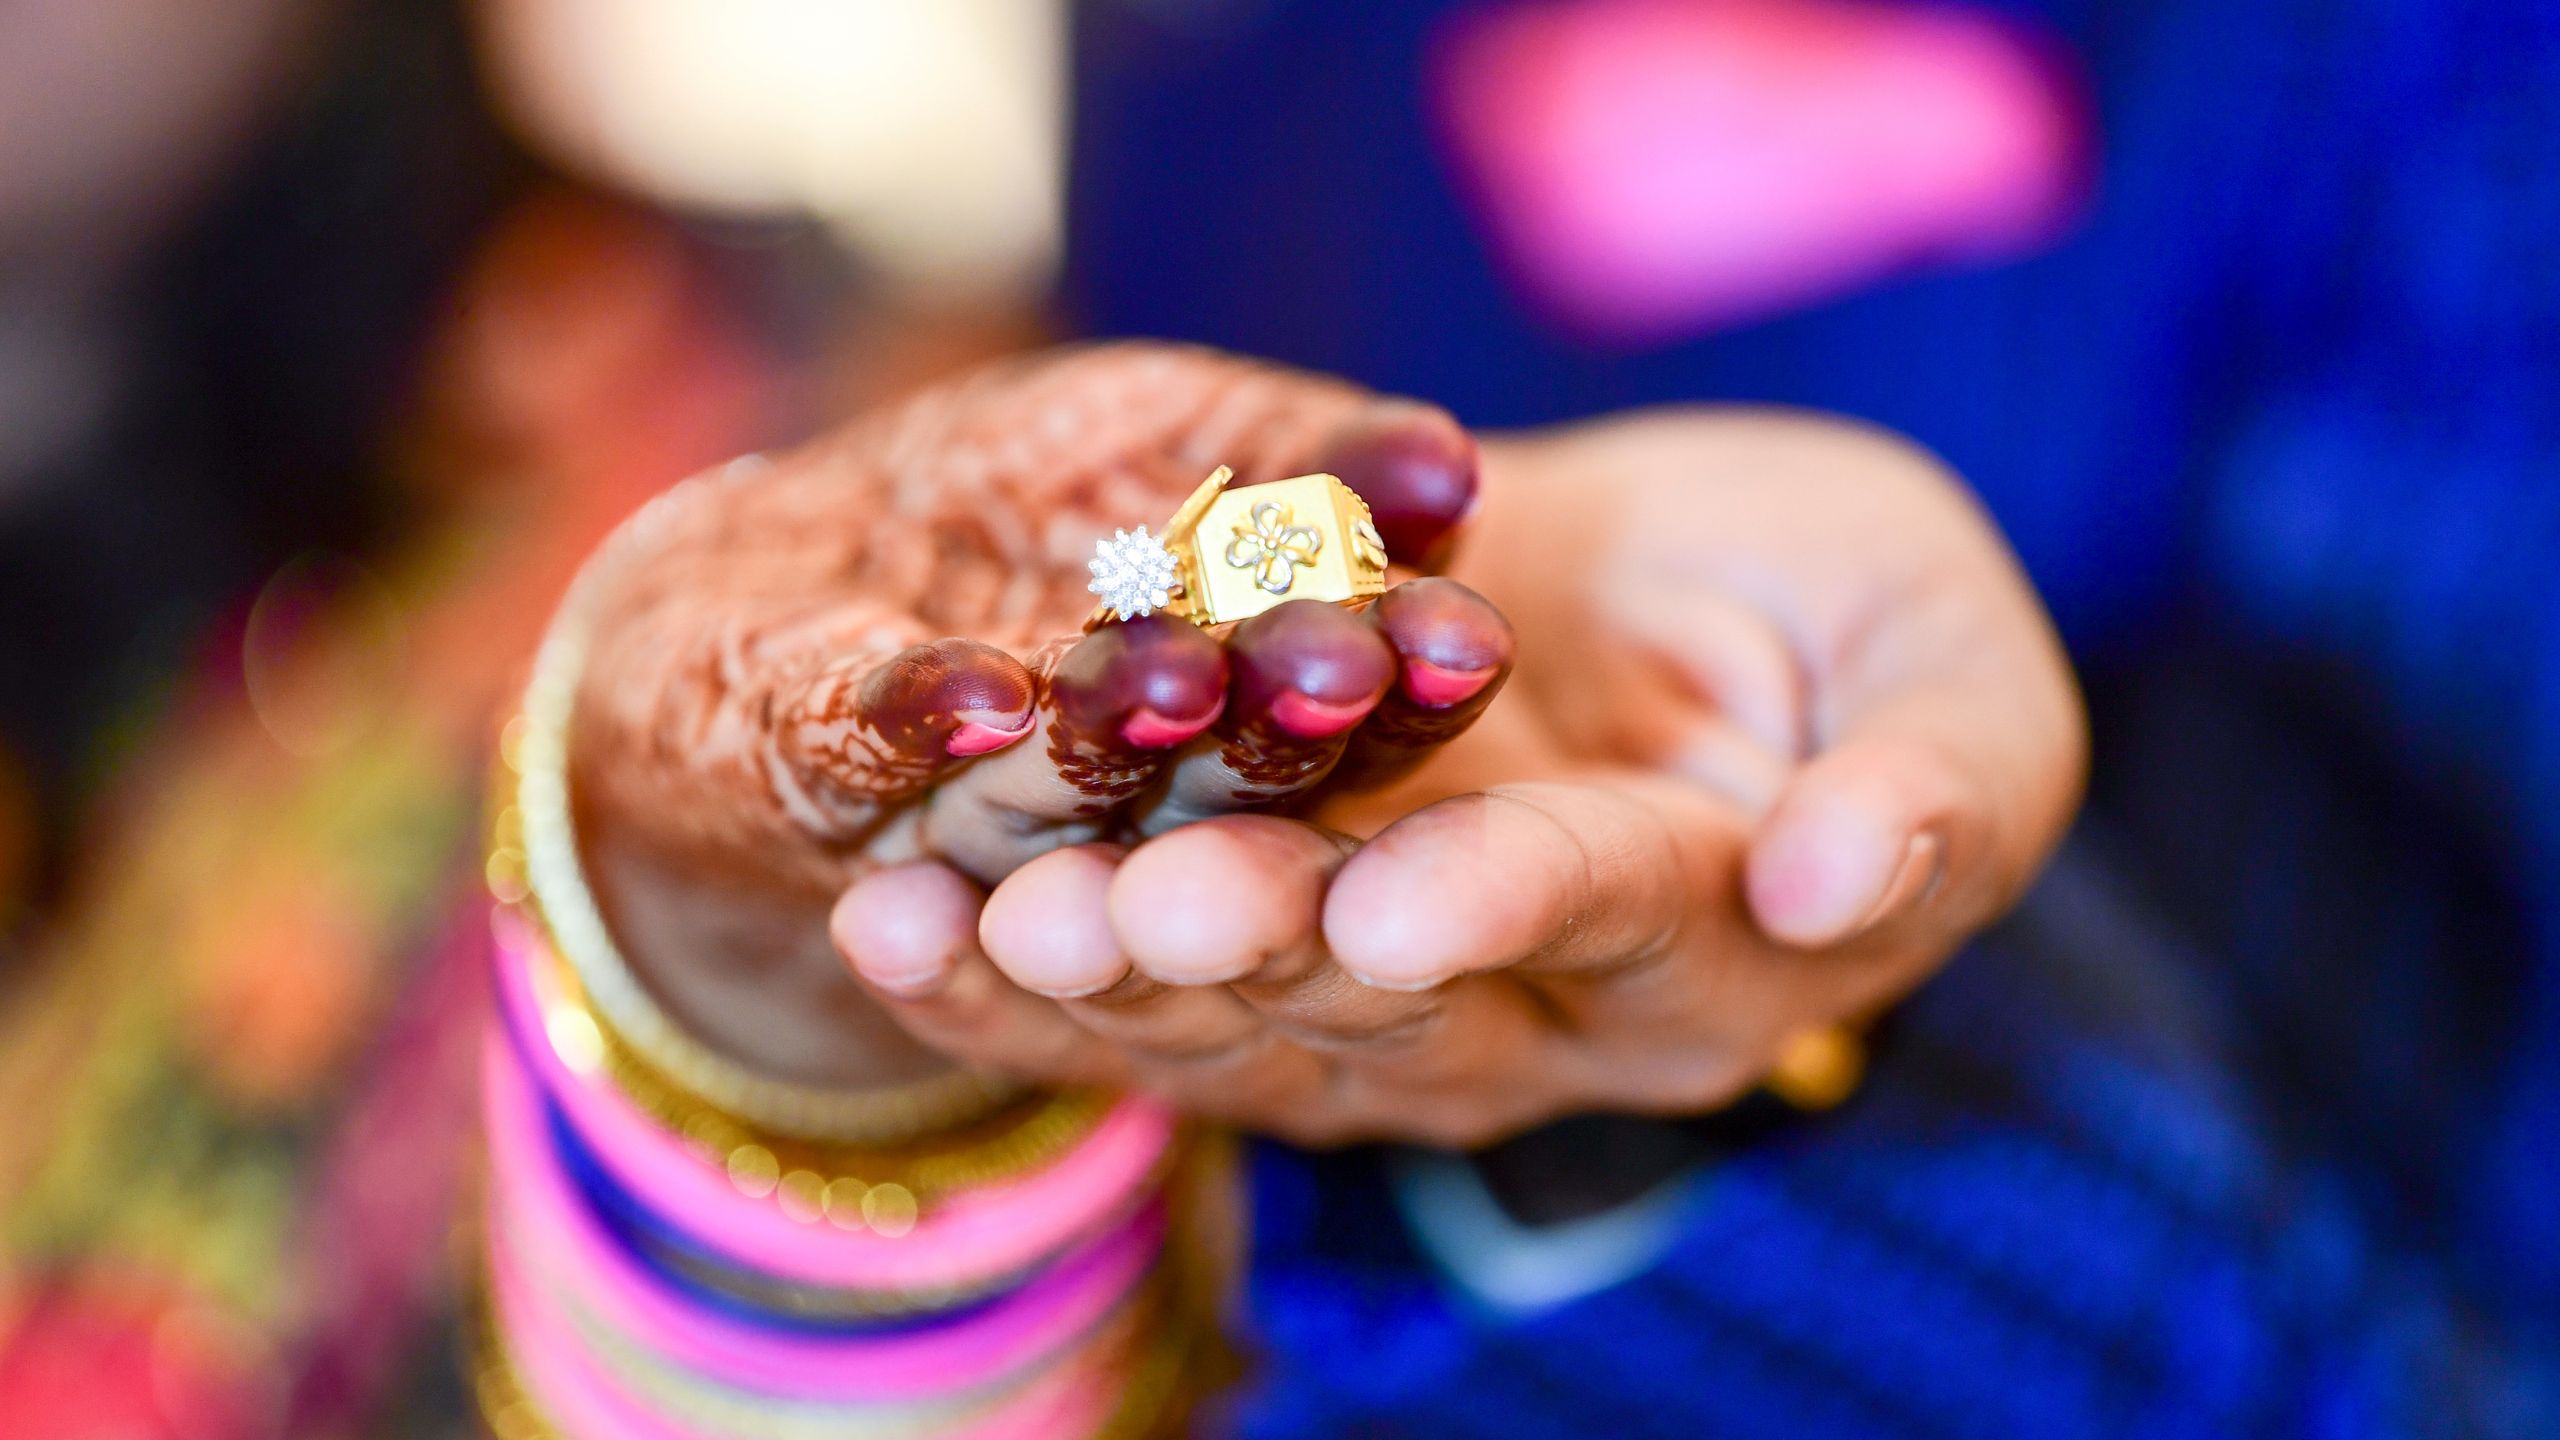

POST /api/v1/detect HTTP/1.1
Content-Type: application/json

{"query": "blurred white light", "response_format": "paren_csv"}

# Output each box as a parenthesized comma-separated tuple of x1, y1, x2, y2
(479, 0, 1065, 300)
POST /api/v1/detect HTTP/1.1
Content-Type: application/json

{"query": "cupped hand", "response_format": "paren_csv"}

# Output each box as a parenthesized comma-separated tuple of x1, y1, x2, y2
(567, 344, 1503, 1090)
(833, 404, 2087, 1146)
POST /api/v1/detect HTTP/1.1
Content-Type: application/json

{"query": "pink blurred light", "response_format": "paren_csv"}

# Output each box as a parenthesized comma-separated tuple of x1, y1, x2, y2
(1433, 0, 2091, 345)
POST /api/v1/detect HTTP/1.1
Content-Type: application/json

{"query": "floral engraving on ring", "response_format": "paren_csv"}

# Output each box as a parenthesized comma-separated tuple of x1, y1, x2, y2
(1225, 500, 1324, 596)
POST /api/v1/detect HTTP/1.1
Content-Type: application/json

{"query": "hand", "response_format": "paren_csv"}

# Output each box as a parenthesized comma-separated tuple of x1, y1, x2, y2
(833, 405, 2086, 1147)
(567, 344, 1506, 1090)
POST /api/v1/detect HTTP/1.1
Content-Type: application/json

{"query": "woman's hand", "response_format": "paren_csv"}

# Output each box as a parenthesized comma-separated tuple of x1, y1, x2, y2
(568, 344, 1503, 1091)
(832, 402, 2087, 1147)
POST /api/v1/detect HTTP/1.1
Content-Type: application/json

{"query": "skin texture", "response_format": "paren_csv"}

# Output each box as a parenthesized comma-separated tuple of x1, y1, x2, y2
(578, 344, 2088, 1144)
(569, 344, 1496, 1087)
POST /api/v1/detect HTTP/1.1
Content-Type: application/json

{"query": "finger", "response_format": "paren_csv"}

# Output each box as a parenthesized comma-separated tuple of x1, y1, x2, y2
(1108, 816, 1446, 1047)
(1322, 777, 1743, 992)
(1108, 816, 1351, 985)
(975, 843, 1270, 1064)
(1303, 400, 1481, 571)
(923, 615, 1228, 882)
(976, 844, 1136, 998)
(1140, 600, 1396, 832)
(770, 638, 1039, 837)
(1326, 578, 1515, 793)
(1745, 653, 2083, 950)
(1589, 587, 1804, 813)
(830, 863, 1124, 1086)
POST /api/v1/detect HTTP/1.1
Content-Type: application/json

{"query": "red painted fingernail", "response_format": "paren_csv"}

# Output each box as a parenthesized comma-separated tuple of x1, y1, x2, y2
(787, 639, 1035, 796)
(1402, 658, 1495, 708)
(1054, 614, 1230, 751)
(945, 712, 1035, 756)
(1120, 698, 1224, 748)
(1227, 600, 1396, 738)
(1267, 690, 1377, 738)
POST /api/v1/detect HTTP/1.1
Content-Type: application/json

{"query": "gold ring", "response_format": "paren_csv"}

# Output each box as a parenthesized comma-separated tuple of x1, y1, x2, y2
(1087, 466, 1389, 629)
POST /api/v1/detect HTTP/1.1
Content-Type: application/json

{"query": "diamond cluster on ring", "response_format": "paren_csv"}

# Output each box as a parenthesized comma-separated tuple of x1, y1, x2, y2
(1086, 526, 1182, 621)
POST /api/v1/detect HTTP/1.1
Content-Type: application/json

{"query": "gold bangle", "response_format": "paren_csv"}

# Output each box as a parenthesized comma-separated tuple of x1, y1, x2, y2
(1093, 1134, 1240, 1440)
(469, 1290, 565, 1440)
(519, 918, 1110, 1220)
(504, 476, 1022, 1146)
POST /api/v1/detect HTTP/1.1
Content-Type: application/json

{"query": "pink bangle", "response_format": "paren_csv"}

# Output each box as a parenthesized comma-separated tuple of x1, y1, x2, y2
(489, 1231, 1125, 1440)
(492, 916, 1176, 1292)
(484, 1038, 1160, 1402)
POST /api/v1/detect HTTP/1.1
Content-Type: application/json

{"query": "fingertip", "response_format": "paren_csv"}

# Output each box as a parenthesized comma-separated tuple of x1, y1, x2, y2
(1746, 763, 1948, 947)
(1372, 578, 1514, 707)
(1053, 614, 1229, 750)
(947, 713, 1035, 757)
(831, 863, 981, 997)
(1320, 401, 1480, 567)
(978, 844, 1130, 997)
(1320, 800, 1524, 989)
(1108, 817, 1337, 984)
(864, 638, 1038, 756)
(1227, 600, 1396, 738)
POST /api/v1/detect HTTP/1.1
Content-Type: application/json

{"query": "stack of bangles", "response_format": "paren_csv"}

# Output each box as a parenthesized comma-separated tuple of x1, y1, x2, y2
(476, 481, 1235, 1440)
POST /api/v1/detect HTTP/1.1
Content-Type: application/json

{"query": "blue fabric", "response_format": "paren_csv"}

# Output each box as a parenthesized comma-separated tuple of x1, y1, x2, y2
(1216, 856, 2559, 1438)
(1065, 0, 2560, 1431)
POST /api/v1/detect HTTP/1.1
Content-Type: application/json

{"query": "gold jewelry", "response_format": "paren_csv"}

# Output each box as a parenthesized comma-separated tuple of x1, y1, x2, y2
(518, 929, 1111, 1219)
(1086, 466, 1389, 629)
(1763, 1024, 1867, 1111)
(469, 1293, 565, 1440)
(508, 477, 1022, 1146)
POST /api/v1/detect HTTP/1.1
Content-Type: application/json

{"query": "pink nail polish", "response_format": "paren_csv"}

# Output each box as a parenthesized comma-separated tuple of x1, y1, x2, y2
(1268, 691, 1375, 738)
(945, 714, 1034, 756)
(1120, 698, 1224, 748)
(1402, 658, 1494, 708)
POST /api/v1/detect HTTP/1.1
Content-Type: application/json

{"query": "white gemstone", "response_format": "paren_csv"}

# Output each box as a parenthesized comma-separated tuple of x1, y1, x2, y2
(1086, 525, 1182, 621)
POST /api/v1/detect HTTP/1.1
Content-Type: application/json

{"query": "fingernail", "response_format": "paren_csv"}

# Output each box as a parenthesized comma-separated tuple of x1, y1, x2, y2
(1055, 613, 1229, 749)
(860, 639, 1036, 757)
(864, 958, 954, 998)
(1401, 657, 1495, 708)
(1852, 832, 1944, 937)
(1344, 968, 1445, 993)
(1227, 600, 1395, 734)
(945, 712, 1034, 756)
(1267, 691, 1376, 738)
(1026, 979, 1117, 1000)
(1371, 578, 1512, 707)
(1120, 698, 1224, 748)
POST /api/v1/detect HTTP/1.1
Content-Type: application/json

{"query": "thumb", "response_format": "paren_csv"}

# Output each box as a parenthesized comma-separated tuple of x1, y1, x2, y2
(1744, 619, 2085, 952)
